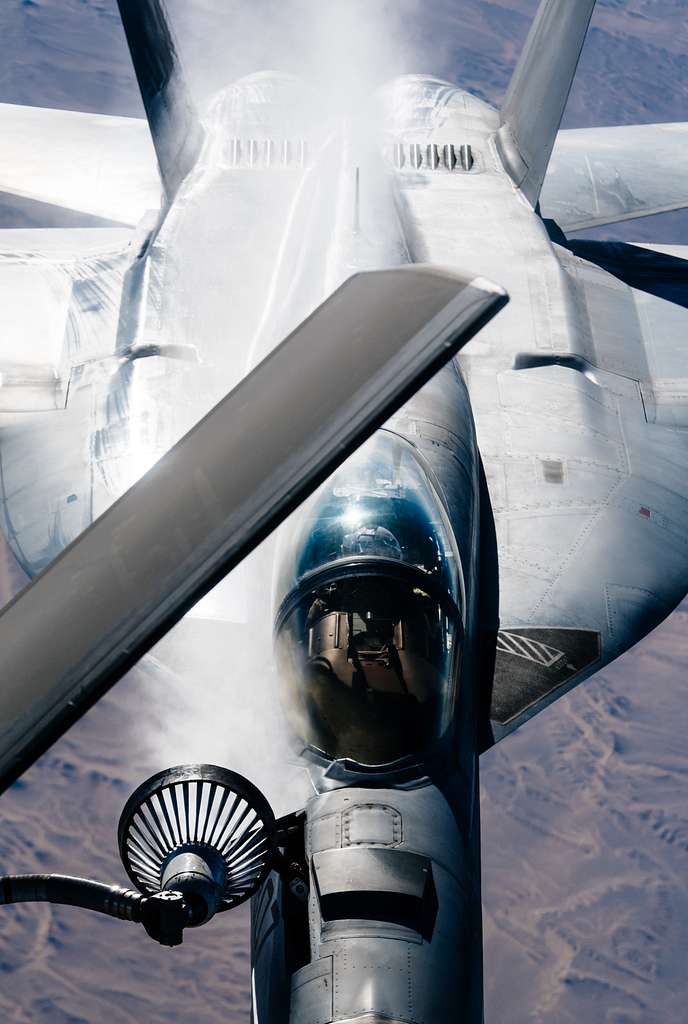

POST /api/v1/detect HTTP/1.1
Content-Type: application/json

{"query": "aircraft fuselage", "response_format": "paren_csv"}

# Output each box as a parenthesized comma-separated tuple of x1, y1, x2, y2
(2, 71, 674, 1024)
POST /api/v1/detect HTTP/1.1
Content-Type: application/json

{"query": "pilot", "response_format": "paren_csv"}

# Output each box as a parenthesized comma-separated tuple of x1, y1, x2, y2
(341, 523, 403, 560)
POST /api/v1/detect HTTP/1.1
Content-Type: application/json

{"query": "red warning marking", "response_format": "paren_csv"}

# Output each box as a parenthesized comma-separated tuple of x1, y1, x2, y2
(639, 506, 651, 519)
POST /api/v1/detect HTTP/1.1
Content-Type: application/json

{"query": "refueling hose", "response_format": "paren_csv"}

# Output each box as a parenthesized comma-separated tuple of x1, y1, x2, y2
(0, 874, 192, 945)
(0, 874, 146, 920)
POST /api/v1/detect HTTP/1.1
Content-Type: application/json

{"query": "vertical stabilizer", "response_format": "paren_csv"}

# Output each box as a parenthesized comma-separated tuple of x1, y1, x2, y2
(496, 0, 596, 207)
(116, 0, 204, 201)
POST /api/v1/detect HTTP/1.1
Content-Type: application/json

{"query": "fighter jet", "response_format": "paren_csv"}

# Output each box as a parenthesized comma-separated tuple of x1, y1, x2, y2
(0, 1, 686, 1021)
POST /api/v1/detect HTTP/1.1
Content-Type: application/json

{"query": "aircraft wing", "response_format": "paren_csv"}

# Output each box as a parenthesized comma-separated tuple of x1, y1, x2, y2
(0, 228, 134, 574)
(0, 103, 160, 225)
(482, 243, 688, 746)
(0, 227, 132, 380)
(540, 123, 688, 232)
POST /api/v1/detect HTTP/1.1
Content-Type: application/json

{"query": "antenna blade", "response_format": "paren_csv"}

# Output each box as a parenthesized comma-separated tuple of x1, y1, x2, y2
(497, 0, 597, 207)
(0, 266, 507, 795)
(116, 0, 203, 199)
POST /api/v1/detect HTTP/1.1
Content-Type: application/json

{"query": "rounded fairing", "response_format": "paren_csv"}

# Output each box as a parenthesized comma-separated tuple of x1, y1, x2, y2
(274, 431, 463, 770)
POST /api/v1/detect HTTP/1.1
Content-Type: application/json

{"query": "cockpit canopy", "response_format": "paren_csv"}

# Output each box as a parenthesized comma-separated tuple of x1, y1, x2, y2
(275, 430, 462, 607)
(274, 431, 463, 771)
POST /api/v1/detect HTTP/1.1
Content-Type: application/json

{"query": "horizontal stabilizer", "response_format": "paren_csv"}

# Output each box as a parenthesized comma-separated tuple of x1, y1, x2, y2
(541, 122, 688, 232)
(497, 0, 596, 207)
(116, 0, 204, 199)
(0, 104, 159, 225)
(0, 266, 507, 794)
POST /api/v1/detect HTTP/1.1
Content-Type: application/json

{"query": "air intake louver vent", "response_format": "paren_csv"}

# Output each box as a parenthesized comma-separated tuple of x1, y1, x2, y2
(222, 138, 309, 169)
(219, 138, 475, 174)
(388, 142, 475, 173)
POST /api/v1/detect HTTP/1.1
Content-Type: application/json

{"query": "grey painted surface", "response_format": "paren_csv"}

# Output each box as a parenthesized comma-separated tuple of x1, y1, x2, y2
(0, 3, 686, 1024)
(498, 0, 596, 205)
(288, 787, 475, 1024)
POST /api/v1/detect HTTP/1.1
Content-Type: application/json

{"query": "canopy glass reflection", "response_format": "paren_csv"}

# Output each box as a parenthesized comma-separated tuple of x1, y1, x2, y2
(274, 430, 463, 769)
